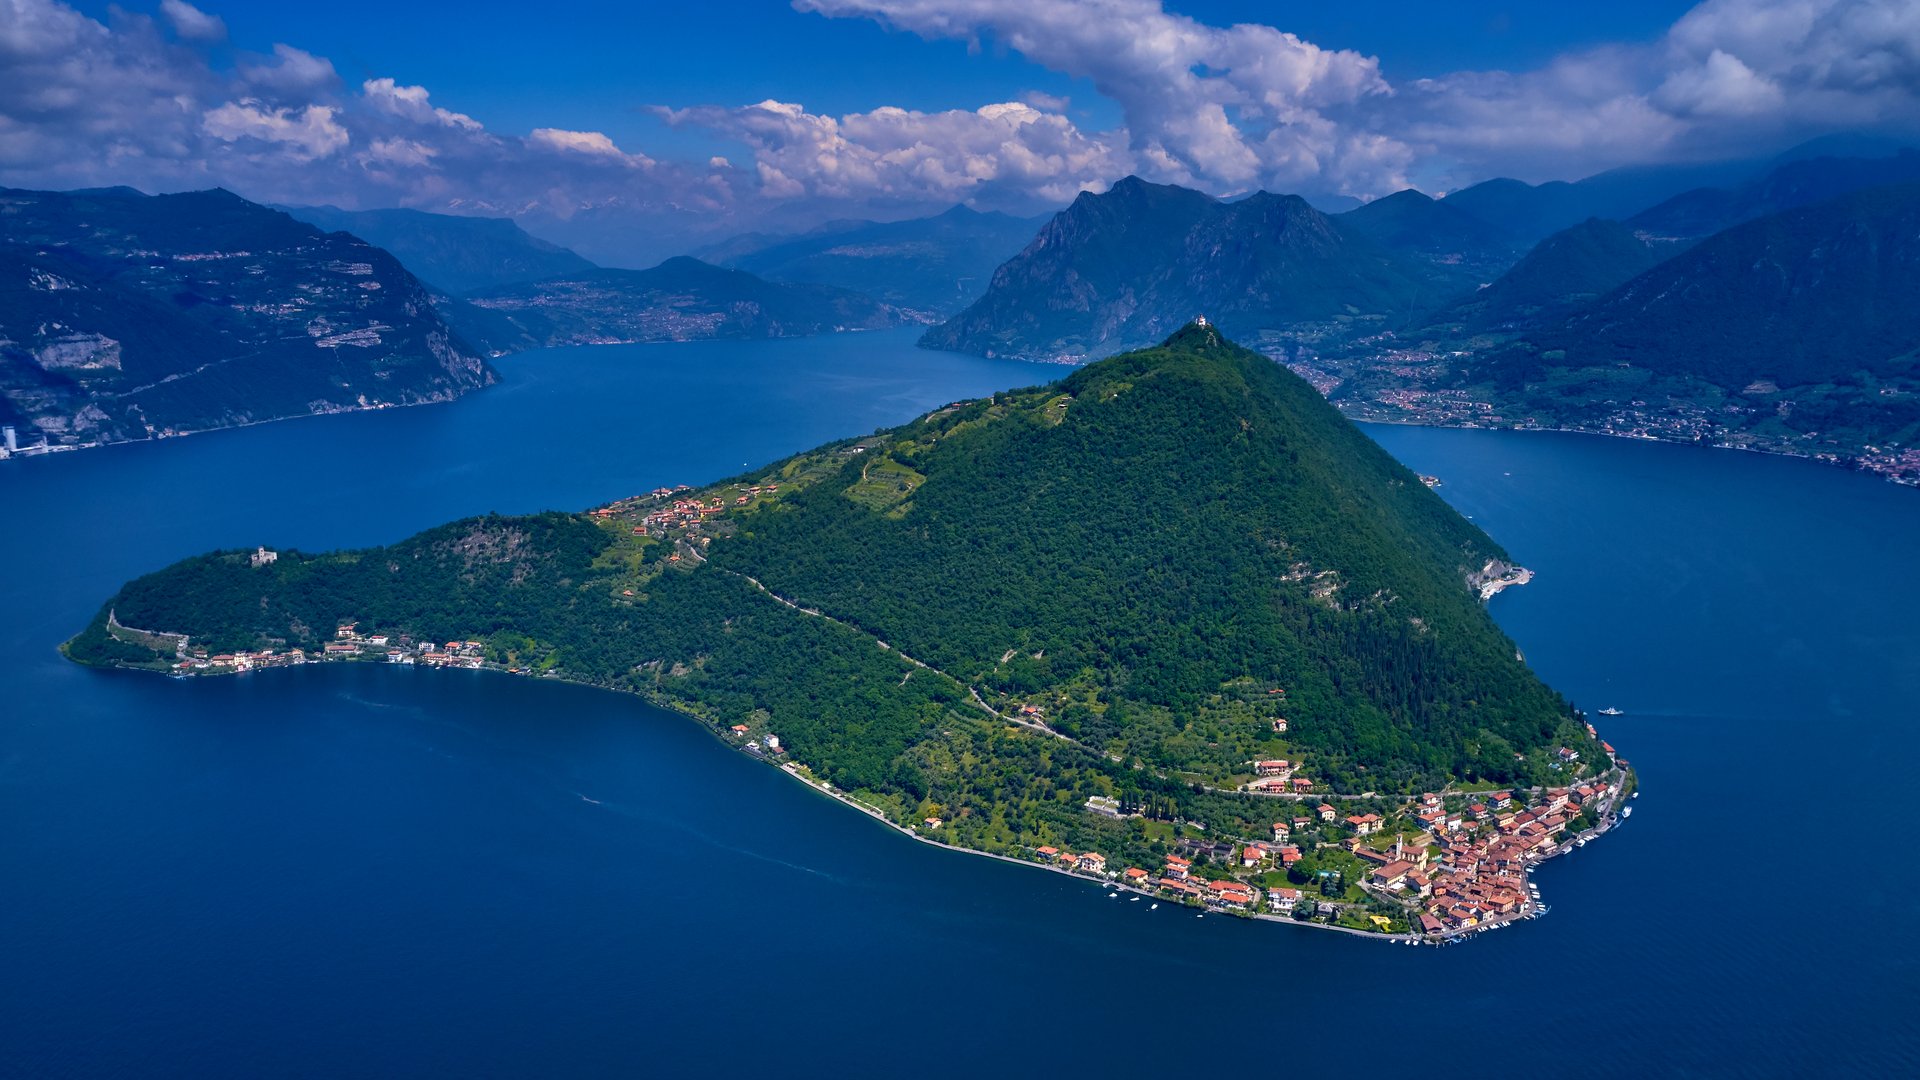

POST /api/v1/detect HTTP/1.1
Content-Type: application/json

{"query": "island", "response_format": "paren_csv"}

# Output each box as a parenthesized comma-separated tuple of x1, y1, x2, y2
(65, 323, 1632, 943)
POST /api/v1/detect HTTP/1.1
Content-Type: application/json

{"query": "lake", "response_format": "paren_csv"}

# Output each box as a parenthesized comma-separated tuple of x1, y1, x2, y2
(3, 329, 1915, 1077)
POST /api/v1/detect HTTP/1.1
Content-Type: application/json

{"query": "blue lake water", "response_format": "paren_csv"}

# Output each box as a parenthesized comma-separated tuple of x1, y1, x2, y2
(3, 328, 1916, 1077)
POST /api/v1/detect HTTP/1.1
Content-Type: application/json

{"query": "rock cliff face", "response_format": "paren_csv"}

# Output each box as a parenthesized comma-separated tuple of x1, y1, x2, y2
(0, 186, 493, 453)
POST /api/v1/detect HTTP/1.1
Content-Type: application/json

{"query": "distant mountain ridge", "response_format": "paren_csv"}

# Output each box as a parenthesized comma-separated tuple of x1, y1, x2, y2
(1428, 218, 1671, 334)
(923, 177, 1480, 361)
(280, 205, 597, 294)
(443, 256, 916, 353)
(1504, 182, 1920, 390)
(0, 186, 492, 454)
(706, 205, 1048, 316)
(1627, 150, 1920, 240)
(1336, 189, 1521, 280)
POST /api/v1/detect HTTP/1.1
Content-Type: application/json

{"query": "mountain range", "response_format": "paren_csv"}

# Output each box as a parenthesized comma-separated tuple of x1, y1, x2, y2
(1426, 218, 1672, 335)
(0, 187, 492, 454)
(441, 256, 915, 354)
(922, 176, 1485, 361)
(699, 205, 1047, 315)
(279, 205, 598, 294)
(1461, 182, 1920, 454)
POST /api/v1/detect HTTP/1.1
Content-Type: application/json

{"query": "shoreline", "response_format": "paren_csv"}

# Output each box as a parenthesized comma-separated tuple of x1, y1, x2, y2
(84, 650, 1616, 947)
(1350, 415, 1919, 488)
(0, 384, 486, 465)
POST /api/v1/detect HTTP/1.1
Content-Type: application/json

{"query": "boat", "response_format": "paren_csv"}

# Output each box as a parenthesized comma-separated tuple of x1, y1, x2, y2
(1130, 896, 1140, 902)
(1150, 903, 1158, 910)
(1107, 893, 1117, 899)
(1622, 806, 1633, 818)
(1598, 707, 1624, 716)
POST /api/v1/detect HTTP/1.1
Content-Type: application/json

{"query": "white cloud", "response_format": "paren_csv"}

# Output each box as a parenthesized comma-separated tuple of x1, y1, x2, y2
(658, 97, 1123, 205)
(3, 0, 1919, 266)
(1657, 49, 1786, 117)
(361, 136, 436, 168)
(361, 77, 482, 131)
(529, 127, 650, 165)
(1019, 89, 1070, 113)
(795, 0, 1402, 194)
(202, 100, 349, 161)
(159, 0, 225, 43)
(794, 0, 1920, 193)
(241, 44, 338, 96)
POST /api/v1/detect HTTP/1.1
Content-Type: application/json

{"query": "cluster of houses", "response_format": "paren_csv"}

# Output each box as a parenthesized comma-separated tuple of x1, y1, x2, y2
(1245, 758, 1317, 794)
(726, 724, 783, 758)
(1023, 753, 1622, 936)
(174, 646, 307, 673)
(1348, 779, 1620, 935)
(607, 482, 780, 539)
(174, 621, 512, 676)
(323, 624, 490, 668)
(1028, 837, 1311, 916)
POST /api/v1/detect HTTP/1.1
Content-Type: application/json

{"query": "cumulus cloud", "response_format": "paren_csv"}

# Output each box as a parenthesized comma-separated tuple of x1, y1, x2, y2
(361, 77, 482, 131)
(159, 0, 224, 42)
(529, 127, 651, 165)
(202, 100, 349, 161)
(1389, 0, 1920, 184)
(795, 0, 1404, 194)
(1019, 89, 1070, 113)
(794, 0, 1920, 194)
(657, 97, 1122, 205)
(240, 44, 339, 97)
(4, 0, 1919, 266)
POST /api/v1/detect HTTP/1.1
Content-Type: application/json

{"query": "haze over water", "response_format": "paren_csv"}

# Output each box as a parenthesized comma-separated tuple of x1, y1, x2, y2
(3, 329, 1915, 1076)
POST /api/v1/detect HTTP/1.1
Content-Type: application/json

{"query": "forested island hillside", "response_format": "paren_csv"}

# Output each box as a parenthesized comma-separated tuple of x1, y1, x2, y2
(0, 187, 493, 456)
(69, 324, 1617, 937)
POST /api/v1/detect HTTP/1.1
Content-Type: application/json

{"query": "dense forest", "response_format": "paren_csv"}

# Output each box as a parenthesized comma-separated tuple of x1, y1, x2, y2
(68, 325, 1598, 872)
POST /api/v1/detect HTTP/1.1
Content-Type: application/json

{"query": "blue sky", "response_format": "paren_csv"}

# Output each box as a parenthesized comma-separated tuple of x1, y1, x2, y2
(13, 0, 1919, 262)
(64, 1, 1700, 163)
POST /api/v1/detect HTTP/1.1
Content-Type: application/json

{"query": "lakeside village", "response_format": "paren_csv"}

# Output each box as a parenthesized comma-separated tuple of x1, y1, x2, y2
(960, 739, 1633, 944)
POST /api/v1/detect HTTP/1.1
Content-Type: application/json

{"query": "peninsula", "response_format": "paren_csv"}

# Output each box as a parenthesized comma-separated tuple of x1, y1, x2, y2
(66, 323, 1630, 942)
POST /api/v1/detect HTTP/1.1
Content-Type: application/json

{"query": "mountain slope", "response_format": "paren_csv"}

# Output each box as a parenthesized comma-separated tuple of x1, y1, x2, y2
(280, 205, 596, 293)
(1437, 156, 1762, 247)
(69, 325, 1598, 882)
(923, 177, 1463, 361)
(1429, 218, 1671, 333)
(711, 205, 1047, 315)
(1336, 189, 1520, 280)
(1628, 150, 1920, 240)
(1515, 183, 1920, 387)
(444, 256, 915, 353)
(1468, 182, 1920, 458)
(0, 187, 493, 453)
